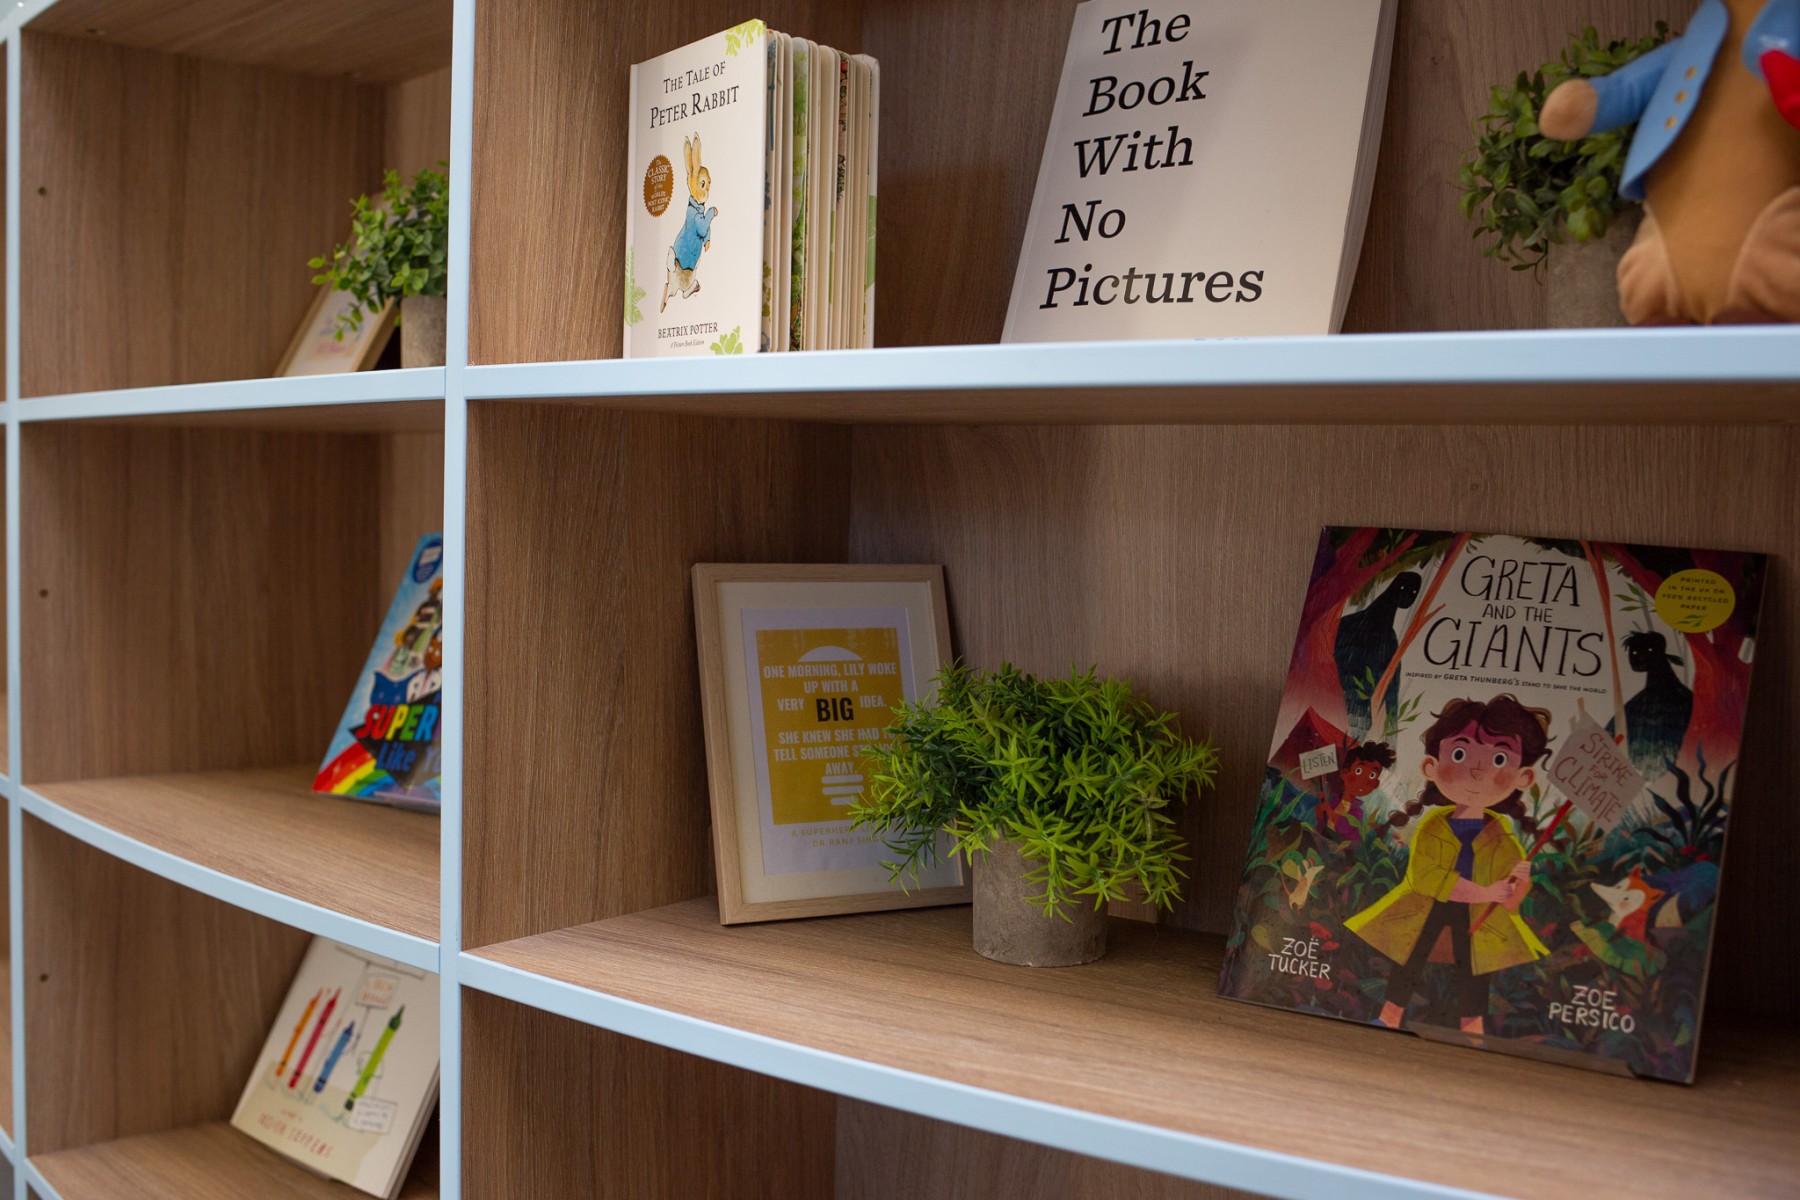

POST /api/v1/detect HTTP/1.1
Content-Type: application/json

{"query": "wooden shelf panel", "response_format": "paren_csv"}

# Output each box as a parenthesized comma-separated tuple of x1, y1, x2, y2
(28, 766, 438, 958)
(463, 330, 1800, 425)
(24, 0, 452, 84)
(31, 1122, 437, 1200)
(468, 899, 1798, 1200)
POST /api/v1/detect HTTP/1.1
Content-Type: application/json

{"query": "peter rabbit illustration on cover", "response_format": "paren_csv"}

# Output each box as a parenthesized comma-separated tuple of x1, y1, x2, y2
(662, 135, 718, 312)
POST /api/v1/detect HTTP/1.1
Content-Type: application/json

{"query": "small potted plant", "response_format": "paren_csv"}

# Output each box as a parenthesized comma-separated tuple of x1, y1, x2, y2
(311, 164, 449, 367)
(851, 663, 1219, 967)
(1457, 24, 1667, 327)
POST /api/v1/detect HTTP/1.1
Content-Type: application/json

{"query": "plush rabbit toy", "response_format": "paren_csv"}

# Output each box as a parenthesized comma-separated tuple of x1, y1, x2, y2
(1539, 0, 1800, 323)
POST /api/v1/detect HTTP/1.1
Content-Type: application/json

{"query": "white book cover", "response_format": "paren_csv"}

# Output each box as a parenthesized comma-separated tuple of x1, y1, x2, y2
(625, 20, 770, 357)
(231, 939, 439, 1199)
(1003, 0, 1396, 342)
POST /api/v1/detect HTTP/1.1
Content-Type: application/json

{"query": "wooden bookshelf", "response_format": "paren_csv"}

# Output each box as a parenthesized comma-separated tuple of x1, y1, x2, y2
(31, 765, 438, 942)
(1, 0, 1796, 1197)
(32, 1122, 437, 1200)
(468, 900, 1799, 1200)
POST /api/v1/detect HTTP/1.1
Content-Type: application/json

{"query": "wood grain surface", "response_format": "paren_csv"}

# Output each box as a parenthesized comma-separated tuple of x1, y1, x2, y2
(462, 990, 834, 1199)
(468, 0, 861, 364)
(462, 404, 849, 947)
(386, 67, 452, 181)
(34, 765, 439, 940)
(23, 817, 313, 1154)
(20, 424, 438, 786)
(20, 35, 383, 395)
(27, 0, 452, 84)
(32, 1120, 438, 1200)
(838, 1100, 1257, 1200)
(474, 897, 1800, 1200)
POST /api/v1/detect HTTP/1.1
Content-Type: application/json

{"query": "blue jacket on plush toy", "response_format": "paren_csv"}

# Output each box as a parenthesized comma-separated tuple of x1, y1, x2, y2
(1587, 0, 1800, 199)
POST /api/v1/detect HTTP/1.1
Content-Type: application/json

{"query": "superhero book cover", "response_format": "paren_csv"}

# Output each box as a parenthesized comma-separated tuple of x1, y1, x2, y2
(1217, 527, 1765, 1083)
(314, 534, 444, 812)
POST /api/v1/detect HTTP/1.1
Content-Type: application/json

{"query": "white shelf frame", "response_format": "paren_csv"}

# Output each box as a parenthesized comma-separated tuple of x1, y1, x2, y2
(0, 1, 1788, 1199)
(458, 952, 1501, 1200)
(463, 325, 1800, 410)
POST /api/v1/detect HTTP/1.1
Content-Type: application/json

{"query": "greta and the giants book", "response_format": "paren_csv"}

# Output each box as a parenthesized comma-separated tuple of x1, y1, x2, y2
(313, 534, 444, 812)
(1218, 527, 1765, 1082)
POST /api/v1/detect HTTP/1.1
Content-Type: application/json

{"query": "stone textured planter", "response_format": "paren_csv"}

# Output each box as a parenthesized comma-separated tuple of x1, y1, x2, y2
(972, 837, 1108, 967)
(1546, 207, 1641, 329)
(401, 294, 448, 368)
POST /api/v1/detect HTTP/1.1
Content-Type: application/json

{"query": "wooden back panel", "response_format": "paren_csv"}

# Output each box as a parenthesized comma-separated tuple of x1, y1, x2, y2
(462, 991, 835, 1200)
(23, 816, 312, 1153)
(17, 425, 444, 784)
(462, 404, 848, 948)
(20, 34, 383, 395)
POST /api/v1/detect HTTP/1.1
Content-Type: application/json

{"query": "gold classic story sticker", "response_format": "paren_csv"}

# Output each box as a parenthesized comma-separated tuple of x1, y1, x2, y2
(644, 154, 673, 216)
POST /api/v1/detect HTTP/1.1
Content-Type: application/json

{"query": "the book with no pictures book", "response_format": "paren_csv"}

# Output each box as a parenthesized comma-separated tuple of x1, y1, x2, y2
(1218, 527, 1764, 1083)
(624, 19, 878, 357)
(1004, 0, 1397, 341)
(231, 938, 440, 1198)
(314, 533, 444, 811)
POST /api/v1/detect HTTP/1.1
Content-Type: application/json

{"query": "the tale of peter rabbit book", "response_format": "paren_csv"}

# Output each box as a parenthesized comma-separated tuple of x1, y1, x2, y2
(1218, 527, 1764, 1083)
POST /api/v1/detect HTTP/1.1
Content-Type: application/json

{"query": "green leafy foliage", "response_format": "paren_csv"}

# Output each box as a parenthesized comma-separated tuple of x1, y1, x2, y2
(1457, 24, 1668, 272)
(625, 247, 647, 326)
(710, 325, 744, 354)
(309, 164, 449, 339)
(850, 663, 1219, 916)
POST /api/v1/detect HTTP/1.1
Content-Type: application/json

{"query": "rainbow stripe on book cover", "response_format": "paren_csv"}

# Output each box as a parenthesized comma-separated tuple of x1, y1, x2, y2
(1218, 527, 1765, 1083)
(314, 534, 444, 811)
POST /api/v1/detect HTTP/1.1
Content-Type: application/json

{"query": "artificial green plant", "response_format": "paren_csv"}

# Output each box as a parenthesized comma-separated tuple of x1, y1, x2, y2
(850, 663, 1219, 917)
(1458, 24, 1668, 271)
(310, 164, 450, 338)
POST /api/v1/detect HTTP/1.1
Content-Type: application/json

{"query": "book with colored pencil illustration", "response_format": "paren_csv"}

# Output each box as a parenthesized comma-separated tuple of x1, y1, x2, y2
(314, 533, 445, 811)
(231, 938, 440, 1198)
(1217, 527, 1765, 1082)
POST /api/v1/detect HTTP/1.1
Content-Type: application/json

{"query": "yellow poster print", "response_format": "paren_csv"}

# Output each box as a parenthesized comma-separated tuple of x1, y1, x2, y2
(755, 626, 903, 825)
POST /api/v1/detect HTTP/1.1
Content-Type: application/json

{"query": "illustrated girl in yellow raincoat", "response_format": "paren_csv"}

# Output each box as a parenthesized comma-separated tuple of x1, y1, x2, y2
(1346, 695, 1553, 1037)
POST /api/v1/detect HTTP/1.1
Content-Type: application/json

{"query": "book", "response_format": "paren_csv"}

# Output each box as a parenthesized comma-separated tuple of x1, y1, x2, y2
(230, 938, 439, 1198)
(314, 533, 444, 811)
(623, 20, 878, 358)
(1003, 0, 1397, 342)
(1218, 527, 1766, 1083)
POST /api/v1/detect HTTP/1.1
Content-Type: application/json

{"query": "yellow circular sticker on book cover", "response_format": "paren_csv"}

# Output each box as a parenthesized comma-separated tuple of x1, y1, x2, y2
(1654, 568, 1734, 633)
(755, 626, 902, 825)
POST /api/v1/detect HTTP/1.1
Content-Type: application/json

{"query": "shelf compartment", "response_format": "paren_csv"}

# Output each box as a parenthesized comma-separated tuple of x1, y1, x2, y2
(25, 765, 437, 968)
(465, 899, 1798, 1200)
(29, 1121, 437, 1200)
(463, 329, 1800, 425)
(20, 27, 450, 399)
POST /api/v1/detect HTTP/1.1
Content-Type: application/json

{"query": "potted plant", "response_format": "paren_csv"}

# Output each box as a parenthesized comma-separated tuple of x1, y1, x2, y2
(310, 164, 449, 367)
(1457, 24, 1668, 327)
(851, 663, 1219, 967)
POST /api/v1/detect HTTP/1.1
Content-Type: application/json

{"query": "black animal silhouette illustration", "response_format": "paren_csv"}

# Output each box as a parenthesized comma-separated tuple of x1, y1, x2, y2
(1335, 571, 1422, 739)
(1620, 630, 1693, 779)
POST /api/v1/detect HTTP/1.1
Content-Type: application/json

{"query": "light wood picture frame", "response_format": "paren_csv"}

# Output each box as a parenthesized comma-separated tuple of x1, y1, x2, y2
(275, 286, 398, 376)
(693, 563, 970, 924)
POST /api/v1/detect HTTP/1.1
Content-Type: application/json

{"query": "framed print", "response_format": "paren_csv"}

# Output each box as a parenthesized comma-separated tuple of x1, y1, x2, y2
(693, 563, 969, 924)
(276, 286, 397, 376)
